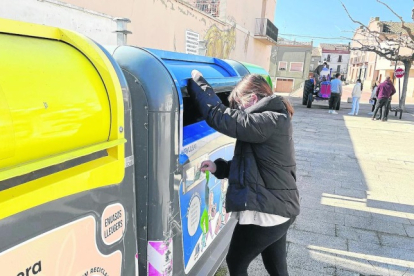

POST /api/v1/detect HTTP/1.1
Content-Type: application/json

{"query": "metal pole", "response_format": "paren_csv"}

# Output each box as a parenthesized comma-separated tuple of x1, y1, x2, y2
(393, 33, 402, 85)
(114, 18, 132, 46)
(399, 77, 401, 109)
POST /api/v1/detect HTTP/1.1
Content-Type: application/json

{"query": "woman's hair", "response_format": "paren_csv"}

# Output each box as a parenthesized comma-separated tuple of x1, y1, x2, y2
(228, 74, 272, 109)
(228, 74, 294, 117)
(282, 98, 294, 117)
(357, 79, 363, 90)
(372, 81, 378, 89)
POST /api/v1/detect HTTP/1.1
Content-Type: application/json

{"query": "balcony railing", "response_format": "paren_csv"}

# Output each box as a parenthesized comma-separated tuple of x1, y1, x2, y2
(277, 38, 312, 46)
(186, 0, 220, 17)
(254, 18, 278, 45)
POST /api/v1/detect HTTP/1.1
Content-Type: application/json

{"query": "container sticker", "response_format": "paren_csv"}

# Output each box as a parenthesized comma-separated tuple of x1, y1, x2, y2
(179, 144, 234, 273)
(125, 155, 134, 168)
(147, 240, 172, 276)
(0, 216, 122, 276)
(101, 203, 126, 245)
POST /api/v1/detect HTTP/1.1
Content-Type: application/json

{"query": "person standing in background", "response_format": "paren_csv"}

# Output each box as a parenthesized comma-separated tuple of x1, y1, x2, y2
(372, 77, 396, 121)
(328, 73, 342, 114)
(368, 81, 379, 115)
(348, 79, 362, 116)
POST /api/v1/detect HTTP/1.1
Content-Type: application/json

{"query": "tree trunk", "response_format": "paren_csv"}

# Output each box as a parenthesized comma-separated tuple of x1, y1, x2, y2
(400, 61, 411, 111)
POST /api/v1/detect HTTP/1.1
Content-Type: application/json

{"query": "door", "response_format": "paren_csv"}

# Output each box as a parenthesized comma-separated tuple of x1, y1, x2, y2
(275, 78, 293, 93)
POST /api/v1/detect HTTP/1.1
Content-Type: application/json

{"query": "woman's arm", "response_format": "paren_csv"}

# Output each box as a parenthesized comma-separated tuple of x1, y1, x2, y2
(188, 72, 277, 143)
(213, 159, 231, 179)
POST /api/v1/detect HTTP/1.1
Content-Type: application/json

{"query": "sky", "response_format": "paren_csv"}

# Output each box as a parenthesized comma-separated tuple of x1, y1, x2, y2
(274, 0, 413, 47)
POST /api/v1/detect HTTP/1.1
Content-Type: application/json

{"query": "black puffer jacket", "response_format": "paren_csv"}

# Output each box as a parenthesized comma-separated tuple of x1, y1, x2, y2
(188, 75, 300, 218)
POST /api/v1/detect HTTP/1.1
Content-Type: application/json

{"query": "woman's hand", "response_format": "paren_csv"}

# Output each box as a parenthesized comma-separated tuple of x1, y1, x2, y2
(191, 69, 203, 79)
(200, 160, 216, 173)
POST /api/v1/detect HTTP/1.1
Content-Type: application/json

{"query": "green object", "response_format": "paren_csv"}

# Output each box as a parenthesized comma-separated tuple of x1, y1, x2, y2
(200, 170, 210, 234)
(241, 62, 273, 89)
(200, 209, 209, 234)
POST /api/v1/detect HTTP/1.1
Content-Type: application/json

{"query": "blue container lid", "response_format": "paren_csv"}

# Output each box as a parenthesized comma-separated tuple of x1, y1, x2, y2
(145, 48, 241, 97)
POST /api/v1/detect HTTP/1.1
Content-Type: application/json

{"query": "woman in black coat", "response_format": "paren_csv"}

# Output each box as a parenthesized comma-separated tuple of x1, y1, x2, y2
(188, 70, 299, 276)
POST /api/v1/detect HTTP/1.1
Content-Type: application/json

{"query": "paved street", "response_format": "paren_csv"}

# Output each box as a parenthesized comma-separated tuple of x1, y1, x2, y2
(216, 90, 414, 276)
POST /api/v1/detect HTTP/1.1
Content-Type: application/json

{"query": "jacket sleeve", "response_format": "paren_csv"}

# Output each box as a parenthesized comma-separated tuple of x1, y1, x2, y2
(188, 76, 277, 143)
(213, 158, 231, 179)
(351, 85, 357, 97)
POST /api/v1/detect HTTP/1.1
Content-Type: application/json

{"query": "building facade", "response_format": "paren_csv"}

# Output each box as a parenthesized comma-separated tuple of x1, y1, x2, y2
(348, 17, 414, 96)
(320, 43, 350, 79)
(19, 0, 277, 72)
(310, 47, 322, 73)
(269, 38, 313, 93)
(0, 0, 119, 45)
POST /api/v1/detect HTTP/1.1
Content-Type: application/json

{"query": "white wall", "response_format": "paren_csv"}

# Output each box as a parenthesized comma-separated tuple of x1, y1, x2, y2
(0, 0, 117, 45)
(322, 53, 350, 76)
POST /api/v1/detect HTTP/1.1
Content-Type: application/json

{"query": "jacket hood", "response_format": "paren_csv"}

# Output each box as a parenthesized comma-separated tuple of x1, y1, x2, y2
(245, 95, 287, 114)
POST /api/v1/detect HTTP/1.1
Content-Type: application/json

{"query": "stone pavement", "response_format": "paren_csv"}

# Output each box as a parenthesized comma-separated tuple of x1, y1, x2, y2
(215, 93, 414, 276)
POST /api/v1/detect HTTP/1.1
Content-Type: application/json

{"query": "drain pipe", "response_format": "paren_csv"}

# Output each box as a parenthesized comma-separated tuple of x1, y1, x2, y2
(114, 18, 132, 45)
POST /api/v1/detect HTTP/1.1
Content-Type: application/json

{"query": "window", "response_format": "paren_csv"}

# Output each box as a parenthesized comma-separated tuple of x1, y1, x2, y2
(310, 64, 314, 70)
(337, 65, 341, 73)
(327, 55, 331, 62)
(278, 61, 287, 71)
(290, 62, 304, 72)
(338, 55, 342, 62)
(193, 0, 220, 17)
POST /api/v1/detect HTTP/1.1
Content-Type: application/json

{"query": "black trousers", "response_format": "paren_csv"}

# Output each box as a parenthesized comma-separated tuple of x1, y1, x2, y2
(384, 98, 391, 119)
(329, 93, 341, 110)
(372, 98, 389, 121)
(226, 218, 294, 276)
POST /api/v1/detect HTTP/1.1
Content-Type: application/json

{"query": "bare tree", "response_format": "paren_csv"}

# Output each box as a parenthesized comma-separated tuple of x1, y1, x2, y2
(342, 0, 414, 110)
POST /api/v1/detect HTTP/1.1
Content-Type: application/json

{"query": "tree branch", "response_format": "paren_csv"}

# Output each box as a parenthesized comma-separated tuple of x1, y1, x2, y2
(377, 0, 414, 41)
(341, 2, 367, 29)
(341, 2, 391, 46)
(350, 45, 396, 61)
(341, 1, 414, 72)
